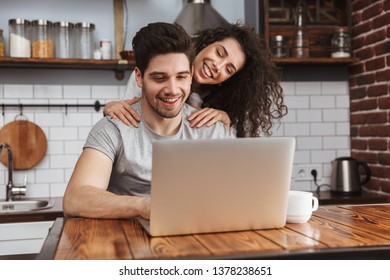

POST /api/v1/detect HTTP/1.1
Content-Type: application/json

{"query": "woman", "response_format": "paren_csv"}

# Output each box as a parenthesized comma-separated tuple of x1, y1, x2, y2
(104, 23, 287, 137)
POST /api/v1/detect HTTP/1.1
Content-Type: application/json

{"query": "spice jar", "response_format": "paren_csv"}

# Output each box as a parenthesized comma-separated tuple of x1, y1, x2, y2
(331, 27, 351, 58)
(0, 29, 5, 57)
(100, 39, 112, 59)
(271, 35, 289, 58)
(74, 22, 95, 59)
(53, 21, 74, 58)
(9, 18, 31, 58)
(31, 19, 54, 58)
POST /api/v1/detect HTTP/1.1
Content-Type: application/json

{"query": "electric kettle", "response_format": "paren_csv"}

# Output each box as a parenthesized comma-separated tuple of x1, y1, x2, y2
(330, 157, 371, 194)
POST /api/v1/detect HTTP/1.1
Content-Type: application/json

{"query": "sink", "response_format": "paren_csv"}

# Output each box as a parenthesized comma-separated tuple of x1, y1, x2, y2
(0, 200, 54, 213)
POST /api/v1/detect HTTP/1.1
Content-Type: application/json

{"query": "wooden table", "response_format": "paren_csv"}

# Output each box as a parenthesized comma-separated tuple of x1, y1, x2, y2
(39, 204, 390, 260)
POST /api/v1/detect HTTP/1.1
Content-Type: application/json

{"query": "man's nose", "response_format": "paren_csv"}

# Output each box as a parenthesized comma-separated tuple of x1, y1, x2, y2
(165, 79, 178, 93)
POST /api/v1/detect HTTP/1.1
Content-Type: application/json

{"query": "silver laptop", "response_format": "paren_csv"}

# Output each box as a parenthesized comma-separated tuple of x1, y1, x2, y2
(137, 137, 295, 236)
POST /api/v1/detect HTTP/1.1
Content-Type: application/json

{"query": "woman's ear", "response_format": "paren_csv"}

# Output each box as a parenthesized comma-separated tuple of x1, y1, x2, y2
(135, 67, 143, 88)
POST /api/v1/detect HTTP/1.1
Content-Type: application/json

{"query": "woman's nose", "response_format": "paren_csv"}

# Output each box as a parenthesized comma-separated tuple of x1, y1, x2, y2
(212, 61, 222, 73)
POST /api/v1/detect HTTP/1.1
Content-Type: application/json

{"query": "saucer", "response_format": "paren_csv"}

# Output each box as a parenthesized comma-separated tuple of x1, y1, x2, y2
(286, 214, 311, 224)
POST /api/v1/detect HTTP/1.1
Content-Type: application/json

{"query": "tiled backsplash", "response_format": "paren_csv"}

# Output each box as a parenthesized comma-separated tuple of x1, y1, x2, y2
(273, 81, 350, 191)
(0, 80, 350, 199)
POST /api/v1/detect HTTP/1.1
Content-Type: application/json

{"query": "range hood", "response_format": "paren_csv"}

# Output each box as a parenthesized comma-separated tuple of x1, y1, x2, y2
(174, 0, 229, 36)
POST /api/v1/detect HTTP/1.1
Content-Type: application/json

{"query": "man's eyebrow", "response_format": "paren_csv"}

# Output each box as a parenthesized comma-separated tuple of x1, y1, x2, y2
(148, 70, 191, 76)
(177, 70, 191, 75)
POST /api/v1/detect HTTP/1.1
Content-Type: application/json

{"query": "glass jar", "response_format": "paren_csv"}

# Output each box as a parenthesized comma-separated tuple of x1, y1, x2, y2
(31, 19, 54, 58)
(9, 18, 31, 58)
(0, 29, 5, 57)
(270, 35, 289, 58)
(53, 21, 74, 58)
(331, 27, 351, 58)
(74, 22, 95, 59)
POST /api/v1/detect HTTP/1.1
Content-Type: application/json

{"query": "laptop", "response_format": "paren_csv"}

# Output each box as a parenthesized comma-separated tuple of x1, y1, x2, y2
(137, 137, 295, 236)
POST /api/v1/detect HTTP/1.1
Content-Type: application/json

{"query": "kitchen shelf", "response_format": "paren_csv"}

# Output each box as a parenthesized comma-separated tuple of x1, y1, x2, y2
(0, 57, 135, 80)
(272, 57, 359, 65)
(261, 0, 355, 65)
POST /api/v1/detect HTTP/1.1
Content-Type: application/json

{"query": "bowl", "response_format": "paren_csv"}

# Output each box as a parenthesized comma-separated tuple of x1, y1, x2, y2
(120, 50, 135, 61)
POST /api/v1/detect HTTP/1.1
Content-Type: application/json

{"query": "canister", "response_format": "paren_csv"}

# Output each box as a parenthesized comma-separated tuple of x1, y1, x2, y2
(9, 18, 31, 58)
(0, 29, 5, 57)
(331, 27, 351, 58)
(53, 21, 74, 58)
(270, 35, 289, 58)
(31, 19, 54, 58)
(74, 22, 95, 59)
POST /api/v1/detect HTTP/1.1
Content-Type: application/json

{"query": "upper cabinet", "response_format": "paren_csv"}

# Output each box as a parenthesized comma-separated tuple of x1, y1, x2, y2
(260, 0, 359, 65)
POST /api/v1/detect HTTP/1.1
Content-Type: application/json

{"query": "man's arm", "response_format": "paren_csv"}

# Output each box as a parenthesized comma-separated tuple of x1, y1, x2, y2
(63, 148, 150, 219)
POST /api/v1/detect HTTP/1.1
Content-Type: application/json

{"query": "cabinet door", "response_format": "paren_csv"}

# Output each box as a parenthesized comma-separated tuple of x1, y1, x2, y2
(0, 221, 54, 256)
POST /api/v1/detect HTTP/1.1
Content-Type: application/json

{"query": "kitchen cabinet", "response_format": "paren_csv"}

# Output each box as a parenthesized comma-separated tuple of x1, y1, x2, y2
(0, 221, 54, 256)
(259, 0, 358, 65)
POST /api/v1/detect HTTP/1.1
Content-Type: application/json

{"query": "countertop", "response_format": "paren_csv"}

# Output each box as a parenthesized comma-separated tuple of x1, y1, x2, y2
(312, 190, 390, 205)
(0, 197, 64, 223)
(39, 204, 390, 260)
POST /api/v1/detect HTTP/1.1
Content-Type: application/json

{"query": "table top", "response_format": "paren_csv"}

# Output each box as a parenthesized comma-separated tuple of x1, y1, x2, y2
(39, 204, 390, 260)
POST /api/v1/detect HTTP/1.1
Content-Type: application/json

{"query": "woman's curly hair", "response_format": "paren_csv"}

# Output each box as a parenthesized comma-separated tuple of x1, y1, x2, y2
(193, 24, 287, 137)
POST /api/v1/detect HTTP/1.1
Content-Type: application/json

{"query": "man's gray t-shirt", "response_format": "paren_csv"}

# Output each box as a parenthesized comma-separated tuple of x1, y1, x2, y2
(84, 101, 233, 197)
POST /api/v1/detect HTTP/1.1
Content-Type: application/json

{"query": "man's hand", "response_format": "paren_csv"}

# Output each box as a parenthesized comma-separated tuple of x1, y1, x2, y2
(188, 108, 231, 131)
(137, 196, 151, 220)
(103, 97, 142, 127)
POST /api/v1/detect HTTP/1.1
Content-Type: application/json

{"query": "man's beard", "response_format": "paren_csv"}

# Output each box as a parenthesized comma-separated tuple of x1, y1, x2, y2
(144, 94, 183, 119)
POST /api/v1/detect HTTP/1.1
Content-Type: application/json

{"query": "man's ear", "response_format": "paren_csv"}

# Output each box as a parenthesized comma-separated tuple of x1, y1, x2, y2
(135, 67, 143, 88)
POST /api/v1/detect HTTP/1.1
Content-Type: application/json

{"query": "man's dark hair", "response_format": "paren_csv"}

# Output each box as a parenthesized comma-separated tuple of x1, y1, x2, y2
(132, 22, 194, 76)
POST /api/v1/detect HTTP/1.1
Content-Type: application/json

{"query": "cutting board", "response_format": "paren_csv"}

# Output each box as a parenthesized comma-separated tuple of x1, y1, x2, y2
(0, 120, 47, 170)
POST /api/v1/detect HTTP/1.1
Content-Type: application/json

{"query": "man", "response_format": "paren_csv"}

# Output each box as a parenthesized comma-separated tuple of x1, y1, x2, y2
(63, 22, 232, 220)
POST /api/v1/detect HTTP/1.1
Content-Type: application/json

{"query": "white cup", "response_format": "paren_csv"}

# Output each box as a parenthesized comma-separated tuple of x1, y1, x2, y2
(287, 191, 319, 223)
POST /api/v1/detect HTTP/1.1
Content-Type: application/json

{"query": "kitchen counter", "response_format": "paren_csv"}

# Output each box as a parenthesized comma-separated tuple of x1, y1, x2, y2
(313, 190, 390, 205)
(39, 204, 390, 260)
(0, 197, 64, 223)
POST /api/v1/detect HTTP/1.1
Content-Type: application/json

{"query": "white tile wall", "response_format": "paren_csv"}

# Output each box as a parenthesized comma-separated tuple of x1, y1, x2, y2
(273, 81, 350, 191)
(0, 81, 351, 199)
(0, 84, 120, 200)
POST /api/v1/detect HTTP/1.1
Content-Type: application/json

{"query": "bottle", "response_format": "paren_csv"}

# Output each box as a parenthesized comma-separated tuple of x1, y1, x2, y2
(54, 21, 74, 59)
(31, 19, 54, 58)
(74, 22, 95, 59)
(291, 0, 309, 58)
(331, 27, 351, 58)
(0, 29, 5, 57)
(100, 39, 112, 60)
(9, 18, 31, 58)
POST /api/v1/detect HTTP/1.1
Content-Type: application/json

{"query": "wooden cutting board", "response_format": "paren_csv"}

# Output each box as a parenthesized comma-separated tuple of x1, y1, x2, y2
(0, 120, 47, 170)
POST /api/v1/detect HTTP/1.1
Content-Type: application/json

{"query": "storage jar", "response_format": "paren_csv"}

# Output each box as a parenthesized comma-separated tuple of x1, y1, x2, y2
(331, 27, 351, 58)
(74, 22, 95, 59)
(31, 19, 54, 58)
(53, 21, 74, 58)
(0, 29, 5, 57)
(9, 18, 31, 58)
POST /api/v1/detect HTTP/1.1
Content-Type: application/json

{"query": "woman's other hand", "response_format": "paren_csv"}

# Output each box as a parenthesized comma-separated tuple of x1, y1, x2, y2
(188, 108, 231, 131)
(103, 97, 142, 127)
